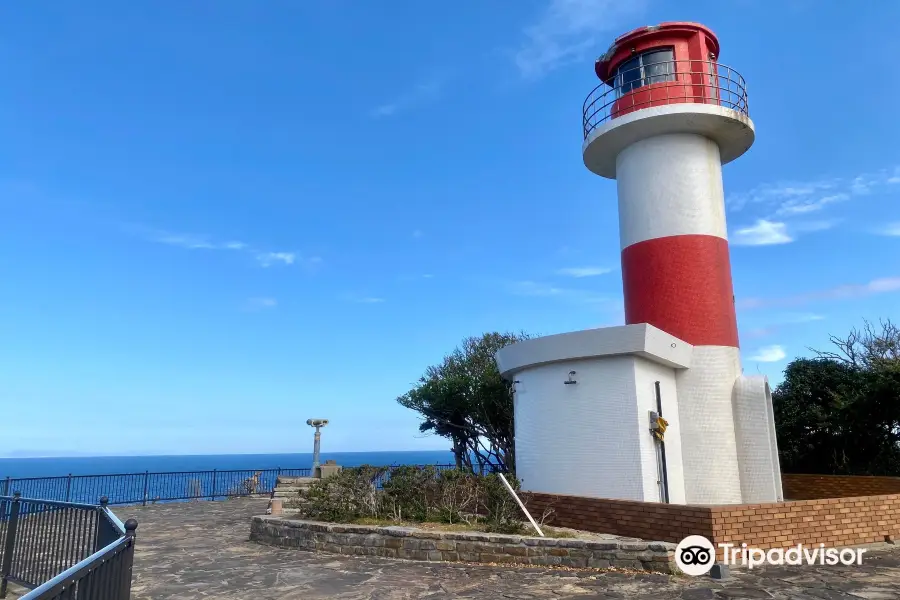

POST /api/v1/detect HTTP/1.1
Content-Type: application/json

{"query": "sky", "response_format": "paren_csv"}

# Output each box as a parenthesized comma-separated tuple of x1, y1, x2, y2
(1, 0, 898, 458)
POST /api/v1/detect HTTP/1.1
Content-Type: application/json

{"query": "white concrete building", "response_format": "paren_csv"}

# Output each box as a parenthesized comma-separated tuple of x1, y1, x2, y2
(495, 22, 783, 506)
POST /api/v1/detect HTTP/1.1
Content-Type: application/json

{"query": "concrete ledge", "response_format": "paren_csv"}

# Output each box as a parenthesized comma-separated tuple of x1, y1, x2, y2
(582, 103, 756, 179)
(494, 323, 692, 377)
(250, 516, 676, 572)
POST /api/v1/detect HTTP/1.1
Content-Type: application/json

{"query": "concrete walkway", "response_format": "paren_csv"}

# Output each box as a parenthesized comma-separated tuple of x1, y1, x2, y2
(113, 497, 900, 599)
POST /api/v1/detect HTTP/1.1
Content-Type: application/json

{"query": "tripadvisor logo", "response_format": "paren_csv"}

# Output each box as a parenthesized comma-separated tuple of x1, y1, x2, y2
(675, 535, 716, 576)
(675, 535, 868, 575)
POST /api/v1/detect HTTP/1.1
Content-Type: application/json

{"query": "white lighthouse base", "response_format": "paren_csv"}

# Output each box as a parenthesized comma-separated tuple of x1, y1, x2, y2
(495, 324, 783, 505)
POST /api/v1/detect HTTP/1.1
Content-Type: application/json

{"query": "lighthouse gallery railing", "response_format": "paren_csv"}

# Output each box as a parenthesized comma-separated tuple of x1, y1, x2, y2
(582, 59, 749, 139)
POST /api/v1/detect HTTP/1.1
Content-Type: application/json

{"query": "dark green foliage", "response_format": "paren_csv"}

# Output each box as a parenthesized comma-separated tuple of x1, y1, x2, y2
(396, 332, 530, 474)
(478, 473, 526, 534)
(381, 465, 438, 521)
(297, 467, 531, 534)
(774, 319, 900, 475)
(431, 468, 480, 525)
(302, 465, 387, 522)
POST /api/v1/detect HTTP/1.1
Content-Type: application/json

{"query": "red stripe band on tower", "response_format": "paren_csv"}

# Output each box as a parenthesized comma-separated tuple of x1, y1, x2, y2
(621, 234, 739, 347)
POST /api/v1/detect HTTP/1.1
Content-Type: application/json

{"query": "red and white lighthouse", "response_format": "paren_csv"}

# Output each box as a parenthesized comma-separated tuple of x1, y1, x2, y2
(496, 22, 782, 506)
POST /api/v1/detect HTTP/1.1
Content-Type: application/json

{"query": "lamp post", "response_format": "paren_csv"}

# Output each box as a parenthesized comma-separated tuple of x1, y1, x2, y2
(306, 419, 329, 475)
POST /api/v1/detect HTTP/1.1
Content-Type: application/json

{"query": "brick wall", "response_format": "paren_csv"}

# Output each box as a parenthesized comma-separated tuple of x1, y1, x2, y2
(526, 492, 713, 543)
(528, 491, 900, 556)
(782, 473, 900, 500)
(708, 494, 900, 554)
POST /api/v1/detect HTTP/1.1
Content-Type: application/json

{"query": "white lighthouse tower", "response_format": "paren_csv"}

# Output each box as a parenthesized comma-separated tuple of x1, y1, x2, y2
(496, 22, 782, 505)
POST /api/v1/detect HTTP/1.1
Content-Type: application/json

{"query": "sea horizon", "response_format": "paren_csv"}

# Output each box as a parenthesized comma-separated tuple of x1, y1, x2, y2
(0, 449, 456, 480)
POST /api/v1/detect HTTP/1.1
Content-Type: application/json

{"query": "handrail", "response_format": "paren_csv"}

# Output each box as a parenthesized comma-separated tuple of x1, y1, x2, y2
(19, 534, 133, 600)
(0, 494, 137, 599)
(1, 467, 312, 506)
(0, 495, 101, 511)
(582, 59, 749, 139)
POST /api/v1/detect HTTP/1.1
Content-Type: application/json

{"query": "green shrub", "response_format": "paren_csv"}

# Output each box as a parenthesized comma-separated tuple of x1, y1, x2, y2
(301, 465, 387, 522)
(432, 468, 479, 524)
(297, 466, 532, 534)
(381, 465, 437, 521)
(478, 473, 526, 534)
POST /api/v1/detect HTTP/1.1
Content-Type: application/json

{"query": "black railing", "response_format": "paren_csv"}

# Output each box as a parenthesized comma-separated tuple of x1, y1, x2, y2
(0, 494, 137, 599)
(1, 468, 311, 506)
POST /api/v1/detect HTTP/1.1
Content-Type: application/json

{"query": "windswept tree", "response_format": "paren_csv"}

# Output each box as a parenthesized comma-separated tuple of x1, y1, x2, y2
(397, 332, 529, 473)
(773, 319, 900, 475)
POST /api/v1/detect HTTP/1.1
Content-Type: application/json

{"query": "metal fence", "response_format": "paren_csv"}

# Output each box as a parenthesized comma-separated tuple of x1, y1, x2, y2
(1, 468, 311, 507)
(0, 464, 503, 506)
(582, 59, 749, 139)
(0, 494, 137, 599)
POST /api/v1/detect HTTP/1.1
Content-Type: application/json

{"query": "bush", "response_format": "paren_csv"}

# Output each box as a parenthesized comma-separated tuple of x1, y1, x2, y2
(432, 468, 479, 524)
(478, 473, 526, 534)
(381, 465, 436, 521)
(295, 466, 531, 534)
(302, 465, 387, 522)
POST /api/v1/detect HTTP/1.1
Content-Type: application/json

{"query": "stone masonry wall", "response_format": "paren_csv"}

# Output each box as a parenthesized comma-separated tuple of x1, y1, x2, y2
(250, 516, 676, 573)
(782, 474, 900, 500)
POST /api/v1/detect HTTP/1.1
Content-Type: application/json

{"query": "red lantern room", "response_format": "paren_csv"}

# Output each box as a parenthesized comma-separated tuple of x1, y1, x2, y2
(583, 22, 748, 136)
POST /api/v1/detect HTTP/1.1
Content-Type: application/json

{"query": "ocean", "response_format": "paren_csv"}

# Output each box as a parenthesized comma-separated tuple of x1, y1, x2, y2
(0, 450, 456, 480)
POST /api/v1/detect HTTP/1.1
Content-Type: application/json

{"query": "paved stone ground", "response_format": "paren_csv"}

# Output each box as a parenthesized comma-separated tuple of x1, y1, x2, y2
(113, 497, 900, 599)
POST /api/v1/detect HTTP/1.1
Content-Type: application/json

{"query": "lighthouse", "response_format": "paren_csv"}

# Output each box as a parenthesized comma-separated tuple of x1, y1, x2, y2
(496, 22, 782, 505)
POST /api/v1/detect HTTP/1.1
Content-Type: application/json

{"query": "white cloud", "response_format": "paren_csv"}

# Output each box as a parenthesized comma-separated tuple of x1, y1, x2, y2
(775, 193, 849, 216)
(728, 166, 899, 216)
(256, 252, 296, 267)
(246, 297, 277, 310)
(784, 313, 825, 323)
(740, 314, 823, 340)
(514, 0, 646, 79)
(138, 226, 314, 271)
(792, 220, 839, 233)
(371, 79, 443, 118)
(867, 277, 900, 293)
(877, 222, 900, 236)
(152, 233, 228, 250)
(749, 345, 787, 363)
(731, 220, 793, 246)
(340, 293, 385, 304)
(738, 276, 900, 310)
(509, 280, 612, 306)
(556, 266, 613, 278)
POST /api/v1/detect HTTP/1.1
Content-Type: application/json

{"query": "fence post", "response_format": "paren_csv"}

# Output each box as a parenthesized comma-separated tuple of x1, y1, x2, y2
(119, 519, 138, 599)
(65, 474, 72, 502)
(1, 478, 8, 497)
(211, 470, 217, 500)
(96, 496, 120, 551)
(0, 492, 21, 599)
(142, 471, 149, 506)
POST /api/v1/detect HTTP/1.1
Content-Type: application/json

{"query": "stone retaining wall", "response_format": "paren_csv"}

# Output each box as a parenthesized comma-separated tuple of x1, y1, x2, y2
(250, 516, 676, 573)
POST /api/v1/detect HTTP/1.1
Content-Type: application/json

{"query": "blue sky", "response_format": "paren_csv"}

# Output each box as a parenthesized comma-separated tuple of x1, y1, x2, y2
(1, 0, 898, 457)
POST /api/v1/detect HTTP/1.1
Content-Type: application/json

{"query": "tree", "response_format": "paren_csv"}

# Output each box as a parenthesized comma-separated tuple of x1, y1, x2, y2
(773, 319, 900, 475)
(397, 332, 529, 474)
